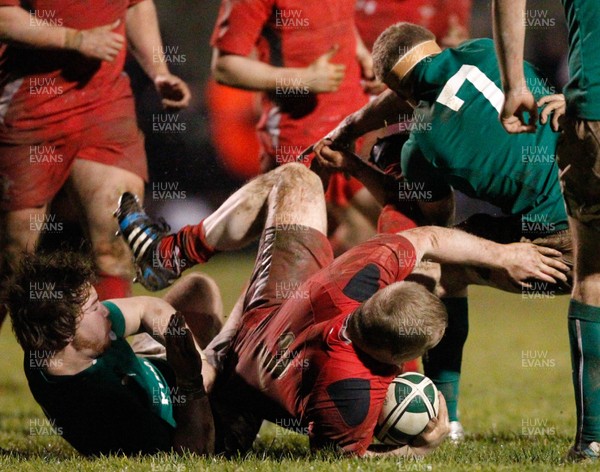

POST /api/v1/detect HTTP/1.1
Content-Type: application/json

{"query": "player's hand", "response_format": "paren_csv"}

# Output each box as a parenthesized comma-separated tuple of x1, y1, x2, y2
(305, 45, 346, 93)
(67, 20, 124, 62)
(154, 74, 192, 110)
(502, 243, 570, 288)
(538, 94, 566, 132)
(313, 138, 354, 171)
(501, 86, 538, 134)
(166, 312, 204, 389)
(410, 393, 450, 456)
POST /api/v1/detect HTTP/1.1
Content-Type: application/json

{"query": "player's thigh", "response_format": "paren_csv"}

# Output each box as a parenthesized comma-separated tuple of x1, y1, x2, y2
(557, 117, 600, 233)
(1, 205, 47, 259)
(68, 160, 144, 267)
(162, 273, 224, 348)
(265, 162, 327, 234)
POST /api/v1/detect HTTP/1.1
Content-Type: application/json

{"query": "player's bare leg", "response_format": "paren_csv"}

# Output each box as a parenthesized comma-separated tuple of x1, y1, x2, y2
(116, 163, 327, 290)
(68, 160, 144, 299)
(0, 205, 48, 327)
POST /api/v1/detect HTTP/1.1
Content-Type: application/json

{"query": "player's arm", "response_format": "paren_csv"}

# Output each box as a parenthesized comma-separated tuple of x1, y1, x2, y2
(211, 47, 346, 94)
(313, 140, 396, 205)
(106, 296, 178, 343)
(315, 89, 413, 152)
(400, 226, 569, 288)
(0, 5, 123, 61)
(166, 313, 215, 455)
(355, 25, 385, 95)
(125, 0, 190, 109)
(492, 0, 538, 133)
(365, 393, 449, 458)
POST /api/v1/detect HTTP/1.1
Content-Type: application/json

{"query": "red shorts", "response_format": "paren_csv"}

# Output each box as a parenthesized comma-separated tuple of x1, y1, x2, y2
(0, 116, 146, 211)
(241, 225, 333, 328)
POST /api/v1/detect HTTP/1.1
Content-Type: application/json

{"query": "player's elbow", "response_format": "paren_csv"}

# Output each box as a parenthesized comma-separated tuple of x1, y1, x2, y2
(211, 54, 239, 87)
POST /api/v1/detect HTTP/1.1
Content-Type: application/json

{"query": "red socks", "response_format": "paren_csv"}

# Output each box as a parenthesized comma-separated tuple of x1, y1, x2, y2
(95, 273, 131, 300)
(159, 220, 216, 266)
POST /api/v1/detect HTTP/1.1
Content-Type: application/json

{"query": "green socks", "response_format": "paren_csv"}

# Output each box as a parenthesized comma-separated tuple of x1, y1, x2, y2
(423, 297, 469, 422)
(569, 299, 600, 447)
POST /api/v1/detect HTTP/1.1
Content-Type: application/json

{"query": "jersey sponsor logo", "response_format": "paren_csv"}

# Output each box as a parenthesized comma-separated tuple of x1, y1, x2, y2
(437, 65, 504, 114)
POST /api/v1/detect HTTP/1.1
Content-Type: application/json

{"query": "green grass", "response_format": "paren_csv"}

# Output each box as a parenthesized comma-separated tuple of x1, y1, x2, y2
(0, 251, 595, 471)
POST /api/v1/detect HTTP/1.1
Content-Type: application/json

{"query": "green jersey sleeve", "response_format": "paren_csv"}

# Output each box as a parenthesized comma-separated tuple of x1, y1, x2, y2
(102, 301, 126, 338)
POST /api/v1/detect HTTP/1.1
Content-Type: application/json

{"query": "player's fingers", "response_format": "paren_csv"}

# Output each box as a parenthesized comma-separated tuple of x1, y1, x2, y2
(532, 270, 558, 285)
(540, 265, 567, 283)
(539, 254, 570, 272)
(321, 44, 339, 61)
(535, 245, 563, 258)
(552, 111, 562, 132)
(537, 94, 563, 106)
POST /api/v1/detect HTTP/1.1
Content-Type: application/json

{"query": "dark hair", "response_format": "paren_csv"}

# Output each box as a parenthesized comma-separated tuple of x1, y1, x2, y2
(3, 251, 95, 353)
(348, 282, 447, 359)
(372, 22, 436, 81)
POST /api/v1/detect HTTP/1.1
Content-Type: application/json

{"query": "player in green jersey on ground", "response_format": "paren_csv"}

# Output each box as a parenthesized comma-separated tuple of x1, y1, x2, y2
(493, 0, 600, 461)
(312, 22, 572, 442)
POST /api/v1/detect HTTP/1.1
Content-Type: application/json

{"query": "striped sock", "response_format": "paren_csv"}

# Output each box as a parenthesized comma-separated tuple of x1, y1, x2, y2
(569, 299, 600, 448)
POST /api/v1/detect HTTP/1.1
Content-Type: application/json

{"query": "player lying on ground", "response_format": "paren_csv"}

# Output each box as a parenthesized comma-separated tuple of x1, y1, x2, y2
(4, 253, 221, 456)
(311, 22, 572, 440)
(116, 163, 568, 456)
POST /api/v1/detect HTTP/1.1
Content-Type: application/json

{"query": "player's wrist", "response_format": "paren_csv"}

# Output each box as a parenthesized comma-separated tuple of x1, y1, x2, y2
(64, 28, 83, 52)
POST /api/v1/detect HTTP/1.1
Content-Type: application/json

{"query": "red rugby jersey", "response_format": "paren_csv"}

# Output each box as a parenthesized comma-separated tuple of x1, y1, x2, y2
(211, 0, 369, 158)
(230, 234, 418, 455)
(355, 0, 472, 49)
(0, 0, 145, 143)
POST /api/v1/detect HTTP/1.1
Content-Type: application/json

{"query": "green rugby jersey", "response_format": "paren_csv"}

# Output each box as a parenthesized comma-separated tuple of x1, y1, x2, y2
(401, 38, 568, 231)
(25, 301, 175, 455)
(561, 0, 600, 119)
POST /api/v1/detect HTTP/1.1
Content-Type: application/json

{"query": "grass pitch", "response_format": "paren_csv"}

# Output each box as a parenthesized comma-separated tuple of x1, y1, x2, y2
(0, 251, 595, 471)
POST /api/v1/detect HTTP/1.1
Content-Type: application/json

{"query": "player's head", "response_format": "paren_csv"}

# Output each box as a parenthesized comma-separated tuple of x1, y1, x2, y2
(346, 282, 447, 365)
(373, 22, 440, 96)
(4, 251, 111, 356)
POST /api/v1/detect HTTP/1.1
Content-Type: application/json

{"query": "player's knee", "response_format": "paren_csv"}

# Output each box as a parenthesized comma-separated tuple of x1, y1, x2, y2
(92, 239, 133, 277)
(277, 162, 322, 196)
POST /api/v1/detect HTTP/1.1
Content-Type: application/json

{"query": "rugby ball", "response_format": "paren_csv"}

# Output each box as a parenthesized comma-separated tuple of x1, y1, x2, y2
(375, 372, 439, 445)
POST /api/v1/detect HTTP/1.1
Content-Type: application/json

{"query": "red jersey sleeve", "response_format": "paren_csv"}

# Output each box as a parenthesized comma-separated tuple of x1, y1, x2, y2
(0, 1, 20, 6)
(210, 0, 275, 56)
(128, 0, 147, 6)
